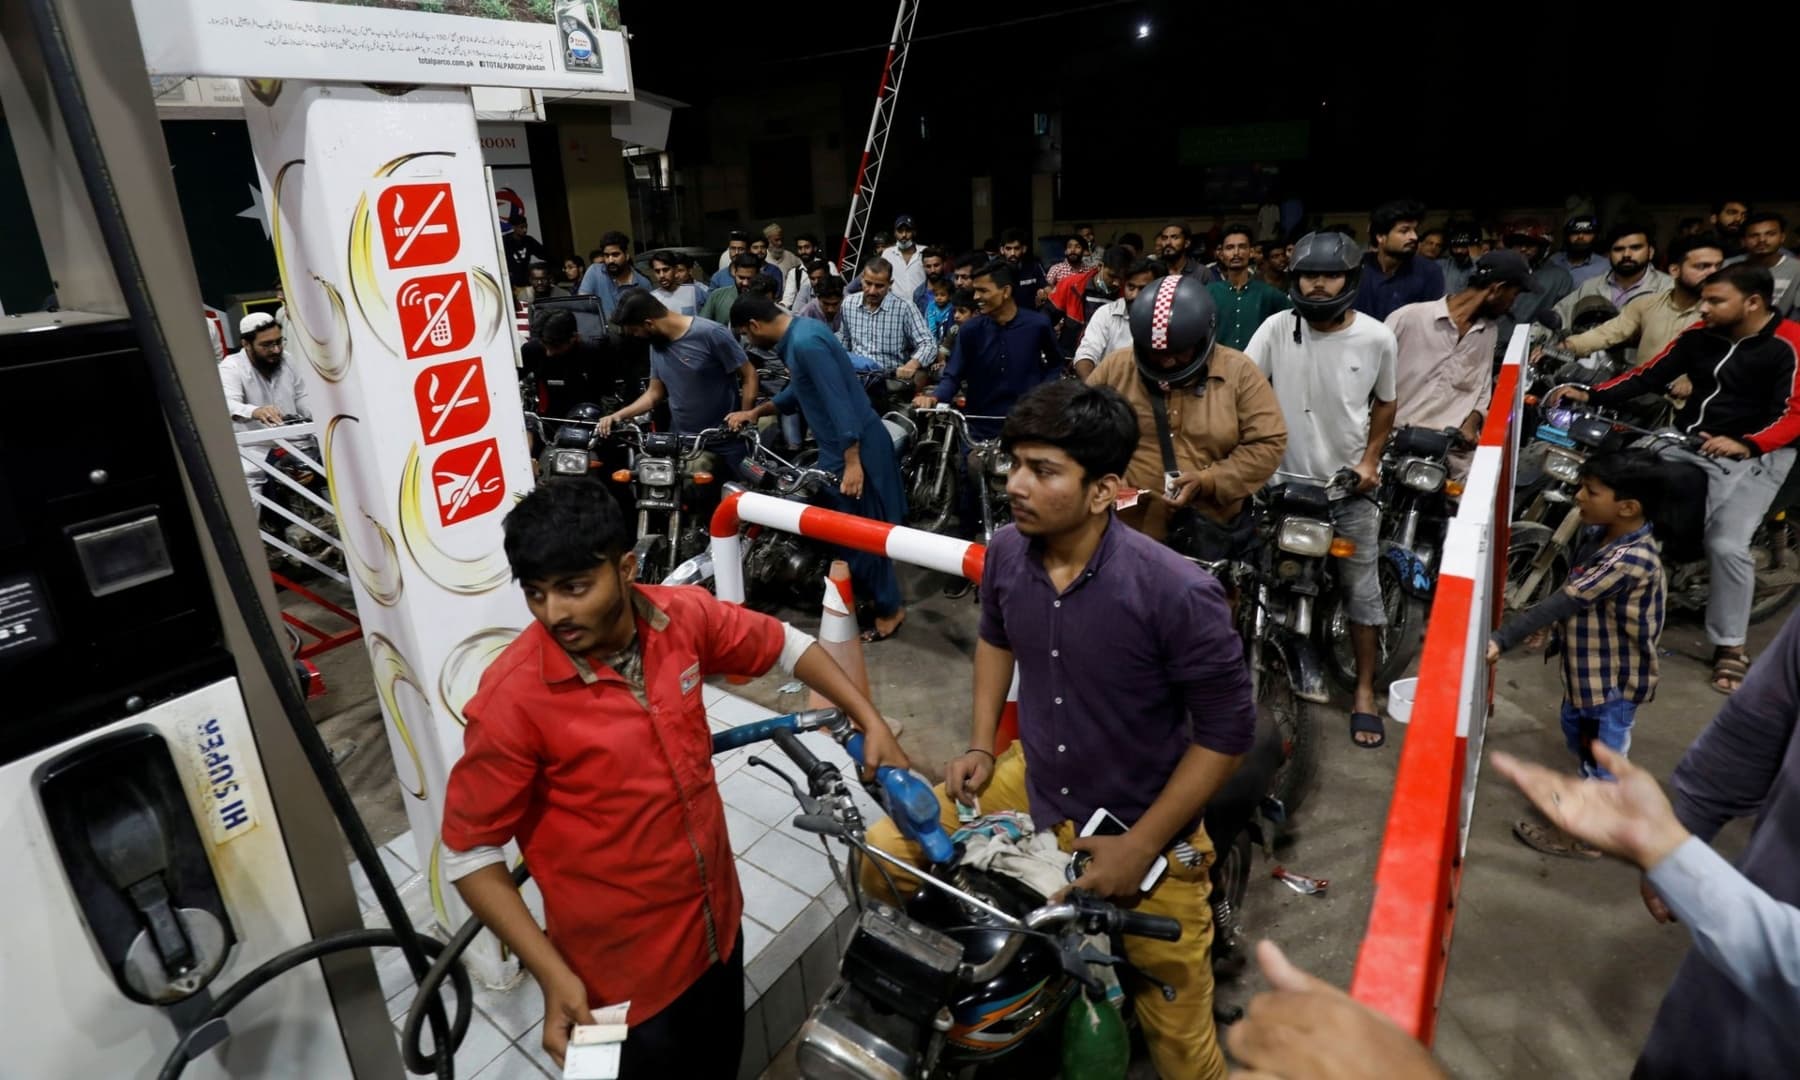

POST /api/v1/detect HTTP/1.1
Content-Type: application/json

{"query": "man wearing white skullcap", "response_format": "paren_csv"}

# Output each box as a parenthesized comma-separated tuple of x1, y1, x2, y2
(220, 311, 311, 488)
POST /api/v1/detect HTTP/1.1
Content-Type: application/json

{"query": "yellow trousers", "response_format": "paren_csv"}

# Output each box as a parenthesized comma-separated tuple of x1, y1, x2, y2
(862, 743, 1224, 1080)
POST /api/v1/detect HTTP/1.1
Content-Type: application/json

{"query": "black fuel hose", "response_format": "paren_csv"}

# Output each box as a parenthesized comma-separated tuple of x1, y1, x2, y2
(156, 931, 474, 1080)
(21, 2, 463, 1075)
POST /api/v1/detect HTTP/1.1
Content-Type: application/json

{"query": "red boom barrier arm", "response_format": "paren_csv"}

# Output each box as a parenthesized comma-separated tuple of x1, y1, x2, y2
(1349, 360, 1521, 1039)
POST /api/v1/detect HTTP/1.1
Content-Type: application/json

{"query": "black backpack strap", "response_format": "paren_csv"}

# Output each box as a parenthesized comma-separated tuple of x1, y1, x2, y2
(1146, 380, 1181, 479)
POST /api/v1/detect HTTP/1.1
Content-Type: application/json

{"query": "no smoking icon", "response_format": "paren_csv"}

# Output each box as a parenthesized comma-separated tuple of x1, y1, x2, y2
(413, 358, 490, 445)
(378, 183, 461, 269)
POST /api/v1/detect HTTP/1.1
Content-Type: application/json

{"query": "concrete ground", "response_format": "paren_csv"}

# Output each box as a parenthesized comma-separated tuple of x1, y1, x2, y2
(293, 564, 1784, 1078)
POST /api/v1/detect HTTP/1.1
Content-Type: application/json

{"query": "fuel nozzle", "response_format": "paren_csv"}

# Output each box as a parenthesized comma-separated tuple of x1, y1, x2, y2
(84, 783, 197, 977)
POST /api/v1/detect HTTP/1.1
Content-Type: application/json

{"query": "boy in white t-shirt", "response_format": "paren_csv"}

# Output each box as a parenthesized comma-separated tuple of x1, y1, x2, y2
(1243, 231, 1400, 750)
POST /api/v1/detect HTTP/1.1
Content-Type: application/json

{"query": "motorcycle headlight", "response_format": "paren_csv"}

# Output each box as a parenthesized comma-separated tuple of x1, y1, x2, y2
(1543, 448, 1583, 485)
(987, 453, 1012, 478)
(637, 459, 676, 486)
(1400, 458, 1446, 493)
(1277, 518, 1333, 557)
(551, 449, 589, 476)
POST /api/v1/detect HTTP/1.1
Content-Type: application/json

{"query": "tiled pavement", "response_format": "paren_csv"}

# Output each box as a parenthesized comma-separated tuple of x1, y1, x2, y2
(350, 683, 876, 1079)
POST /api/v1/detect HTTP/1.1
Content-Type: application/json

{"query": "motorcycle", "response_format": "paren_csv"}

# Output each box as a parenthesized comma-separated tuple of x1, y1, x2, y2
(1505, 399, 1800, 621)
(1147, 480, 1326, 988)
(1517, 331, 1674, 510)
(1318, 427, 1464, 691)
(708, 708, 1183, 1079)
(902, 405, 1012, 543)
(530, 404, 609, 480)
(726, 438, 846, 605)
(606, 423, 751, 585)
(1175, 547, 1314, 985)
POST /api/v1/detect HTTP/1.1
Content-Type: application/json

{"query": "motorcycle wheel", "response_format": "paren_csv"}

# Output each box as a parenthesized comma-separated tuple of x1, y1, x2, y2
(1209, 829, 1254, 982)
(1504, 520, 1570, 612)
(1257, 644, 1316, 819)
(1321, 558, 1417, 693)
(1749, 516, 1800, 623)
(904, 441, 958, 534)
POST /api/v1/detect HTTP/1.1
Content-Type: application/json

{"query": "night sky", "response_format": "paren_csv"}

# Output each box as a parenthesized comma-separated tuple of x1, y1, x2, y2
(623, 1, 1782, 225)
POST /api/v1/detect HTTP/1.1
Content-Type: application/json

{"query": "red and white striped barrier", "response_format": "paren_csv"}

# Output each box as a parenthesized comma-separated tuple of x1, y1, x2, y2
(1349, 330, 1525, 1041)
(710, 490, 1013, 745)
(709, 490, 987, 606)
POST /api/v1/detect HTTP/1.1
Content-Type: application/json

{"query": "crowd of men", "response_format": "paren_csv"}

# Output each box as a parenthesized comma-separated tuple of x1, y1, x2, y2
(502, 198, 1800, 716)
(522, 201, 1797, 1071)
(217, 193, 1800, 1078)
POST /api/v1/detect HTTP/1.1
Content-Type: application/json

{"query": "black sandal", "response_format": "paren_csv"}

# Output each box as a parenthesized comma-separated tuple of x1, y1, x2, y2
(1711, 650, 1750, 695)
(1350, 711, 1386, 749)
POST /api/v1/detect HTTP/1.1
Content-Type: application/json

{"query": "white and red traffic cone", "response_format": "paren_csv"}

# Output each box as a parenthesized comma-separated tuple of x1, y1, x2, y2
(995, 665, 1019, 754)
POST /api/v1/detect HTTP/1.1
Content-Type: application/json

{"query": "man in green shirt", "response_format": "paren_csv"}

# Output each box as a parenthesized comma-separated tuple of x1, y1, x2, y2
(700, 253, 764, 324)
(1207, 223, 1291, 351)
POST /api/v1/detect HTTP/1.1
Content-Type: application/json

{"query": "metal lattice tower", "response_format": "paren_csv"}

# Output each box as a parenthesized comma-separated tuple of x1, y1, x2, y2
(837, 0, 921, 276)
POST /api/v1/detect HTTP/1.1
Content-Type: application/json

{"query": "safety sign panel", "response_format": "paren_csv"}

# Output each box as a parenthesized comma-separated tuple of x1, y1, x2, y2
(378, 183, 461, 269)
(430, 437, 505, 527)
(397, 272, 475, 359)
(413, 358, 490, 446)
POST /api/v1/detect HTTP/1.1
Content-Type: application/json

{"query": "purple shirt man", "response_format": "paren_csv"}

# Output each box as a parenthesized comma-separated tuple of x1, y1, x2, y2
(978, 516, 1255, 829)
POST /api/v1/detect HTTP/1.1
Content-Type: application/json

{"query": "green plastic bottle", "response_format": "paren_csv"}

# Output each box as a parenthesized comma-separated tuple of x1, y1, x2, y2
(1060, 991, 1130, 1079)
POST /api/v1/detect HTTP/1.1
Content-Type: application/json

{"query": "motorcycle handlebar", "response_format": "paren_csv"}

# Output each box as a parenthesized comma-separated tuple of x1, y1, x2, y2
(1110, 908, 1182, 942)
(769, 727, 839, 796)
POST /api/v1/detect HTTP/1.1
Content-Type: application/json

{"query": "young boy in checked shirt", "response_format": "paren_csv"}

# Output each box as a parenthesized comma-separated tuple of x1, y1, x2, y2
(1489, 448, 1676, 858)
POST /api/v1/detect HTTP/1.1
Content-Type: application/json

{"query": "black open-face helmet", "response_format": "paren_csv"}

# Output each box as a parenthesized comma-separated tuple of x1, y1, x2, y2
(554, 402, 606, 448)
(1129, 273, 1218, 389)
(1287, 231, 1362, 325)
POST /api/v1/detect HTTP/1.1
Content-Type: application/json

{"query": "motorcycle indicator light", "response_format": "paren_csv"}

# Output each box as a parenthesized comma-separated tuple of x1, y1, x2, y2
(693, 471, 715, 485)
(1524, 394, 1538, 406)
(1328, 537, 1358, 558)
(1445, 479, 1466, 497)
(611, 469, 633, 483)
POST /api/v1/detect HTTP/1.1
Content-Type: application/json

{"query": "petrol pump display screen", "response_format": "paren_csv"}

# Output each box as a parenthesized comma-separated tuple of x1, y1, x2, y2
(69, 512, 176, 597)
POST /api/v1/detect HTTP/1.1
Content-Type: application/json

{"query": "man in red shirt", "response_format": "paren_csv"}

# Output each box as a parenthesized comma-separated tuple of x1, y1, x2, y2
(441, 479, 906, 1075)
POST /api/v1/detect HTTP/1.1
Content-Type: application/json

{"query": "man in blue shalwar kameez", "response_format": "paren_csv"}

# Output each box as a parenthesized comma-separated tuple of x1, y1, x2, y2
(726, 295, 909, 641)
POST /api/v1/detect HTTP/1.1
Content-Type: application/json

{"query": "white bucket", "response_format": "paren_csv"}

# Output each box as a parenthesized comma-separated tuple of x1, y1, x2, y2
(1387, 678, 1418, 725)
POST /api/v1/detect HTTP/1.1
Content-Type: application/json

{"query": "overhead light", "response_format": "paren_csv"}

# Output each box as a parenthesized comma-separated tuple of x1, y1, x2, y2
(1137, 22, 1151, 38)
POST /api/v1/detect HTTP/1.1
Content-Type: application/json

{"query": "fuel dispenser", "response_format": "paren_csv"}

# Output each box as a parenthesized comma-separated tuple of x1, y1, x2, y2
(0, 317, 369, 1074)
(0, 0, 451, 1074)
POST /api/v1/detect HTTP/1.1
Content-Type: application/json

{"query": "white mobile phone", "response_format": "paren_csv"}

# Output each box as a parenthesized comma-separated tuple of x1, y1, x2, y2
(1078, 807, 1168, 893)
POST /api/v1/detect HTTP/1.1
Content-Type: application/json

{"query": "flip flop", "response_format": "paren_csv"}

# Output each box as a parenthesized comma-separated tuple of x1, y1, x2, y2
(1513, 820, 1602, 859)
(861, 618, 904, 644)
(1349, 711, 1386, 749)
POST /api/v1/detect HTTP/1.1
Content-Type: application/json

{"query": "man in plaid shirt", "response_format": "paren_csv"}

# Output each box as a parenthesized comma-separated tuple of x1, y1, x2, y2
(839, 258, 935, 374)
(1489, 449, 1670, 856)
